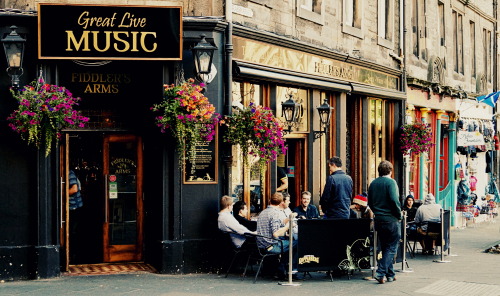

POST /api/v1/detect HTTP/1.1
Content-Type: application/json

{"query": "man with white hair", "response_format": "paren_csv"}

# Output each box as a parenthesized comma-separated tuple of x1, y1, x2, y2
(414, 193, 442, 255)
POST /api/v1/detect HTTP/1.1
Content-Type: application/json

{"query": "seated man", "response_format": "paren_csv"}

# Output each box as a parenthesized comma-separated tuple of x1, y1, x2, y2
(233, 200, 257, 231)
(414, 193, 442, 255)
(293, 191, 320, 219)
(349, 193, 374, 219)
(256, 192, 297, 278)
(218, 195, 255, 248)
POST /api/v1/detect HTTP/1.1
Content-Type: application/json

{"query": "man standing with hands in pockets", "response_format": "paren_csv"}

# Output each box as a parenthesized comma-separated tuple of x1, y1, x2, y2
(368, 160, 401, 284)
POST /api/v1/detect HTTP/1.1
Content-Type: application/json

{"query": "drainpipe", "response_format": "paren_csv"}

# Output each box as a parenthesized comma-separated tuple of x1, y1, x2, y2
(224, 1, 234, 195)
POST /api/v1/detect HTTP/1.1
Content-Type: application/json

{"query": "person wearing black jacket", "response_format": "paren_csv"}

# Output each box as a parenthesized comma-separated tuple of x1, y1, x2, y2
(233, 200, 257, 231)
(320, 156, 353, 219)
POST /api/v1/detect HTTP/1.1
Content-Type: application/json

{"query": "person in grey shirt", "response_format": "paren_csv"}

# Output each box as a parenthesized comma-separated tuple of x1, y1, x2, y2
(218, 195, 255, 248)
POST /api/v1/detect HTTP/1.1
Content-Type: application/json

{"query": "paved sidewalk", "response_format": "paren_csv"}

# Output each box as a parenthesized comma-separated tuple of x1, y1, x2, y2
(1, 219, 500, 296)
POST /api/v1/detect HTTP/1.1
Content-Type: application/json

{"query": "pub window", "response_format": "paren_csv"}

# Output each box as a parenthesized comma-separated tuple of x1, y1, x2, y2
(297, 0, 324, 25)
(470, 21, 476, 78)
(378, 0, 394, 48)
(367, 98, 386, 184)
(343, 0, 363, 38)
(452, 10, 464, 74)
(412, 0, 426, 59)
(230, 81, 265, 215)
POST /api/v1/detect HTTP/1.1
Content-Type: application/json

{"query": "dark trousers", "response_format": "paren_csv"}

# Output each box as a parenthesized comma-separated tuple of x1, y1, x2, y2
(374, 220, 401, 280)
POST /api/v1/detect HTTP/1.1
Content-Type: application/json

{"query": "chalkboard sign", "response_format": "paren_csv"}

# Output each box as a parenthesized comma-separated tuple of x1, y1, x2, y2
(297, 219, 372, 272)
(184, 138, 218, 184)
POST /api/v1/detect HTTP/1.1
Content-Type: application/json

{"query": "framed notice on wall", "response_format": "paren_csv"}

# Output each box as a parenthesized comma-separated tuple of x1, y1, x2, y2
(184, 137, 218, 184)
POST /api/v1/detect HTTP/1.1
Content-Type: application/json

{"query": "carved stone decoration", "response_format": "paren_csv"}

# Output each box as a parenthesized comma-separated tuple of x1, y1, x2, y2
(428, 56, 444, 84)
(476, 73, 487, 95)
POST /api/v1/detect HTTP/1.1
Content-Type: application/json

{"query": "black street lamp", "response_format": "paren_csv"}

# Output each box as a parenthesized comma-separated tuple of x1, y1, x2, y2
(191, 34, 217, 85)
(2, 26, 25, 88)
(313, 98, 333, 141)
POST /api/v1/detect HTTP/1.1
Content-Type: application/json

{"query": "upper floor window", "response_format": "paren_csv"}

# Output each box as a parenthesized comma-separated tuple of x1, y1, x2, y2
(378, 0, 394, 48)
(483, 29, 492, 82)
(470, 21, 476, 78)
(343, 0, 363, 38)
(452, 10, 464, 74)
(412, 0, 427, 60)
(297, 0, 324, 25)
(438, 2, 445, 46)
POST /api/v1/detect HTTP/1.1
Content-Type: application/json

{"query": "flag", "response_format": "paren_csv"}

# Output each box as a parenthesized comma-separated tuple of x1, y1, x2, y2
(476, 91, 500, 108)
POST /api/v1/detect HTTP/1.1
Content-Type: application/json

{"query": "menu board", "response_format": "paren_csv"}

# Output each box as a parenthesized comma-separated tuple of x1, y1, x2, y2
(184, 138, 218, 184)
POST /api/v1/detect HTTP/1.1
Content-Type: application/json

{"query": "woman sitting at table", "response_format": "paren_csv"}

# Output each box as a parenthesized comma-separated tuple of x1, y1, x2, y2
(403, 195, 417, 222)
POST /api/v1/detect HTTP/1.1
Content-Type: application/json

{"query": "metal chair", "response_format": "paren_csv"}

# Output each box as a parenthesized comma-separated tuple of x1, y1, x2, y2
(221, 231, 255, 278)
(242, 233, 284, 283)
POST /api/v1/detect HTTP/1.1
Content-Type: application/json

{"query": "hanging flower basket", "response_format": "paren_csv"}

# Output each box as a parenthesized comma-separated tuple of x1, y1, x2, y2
(399, 122, 434, 156)
(7, 78, 90, 157)
(151, 78, 219, 164)
(221, 103, 287, 171)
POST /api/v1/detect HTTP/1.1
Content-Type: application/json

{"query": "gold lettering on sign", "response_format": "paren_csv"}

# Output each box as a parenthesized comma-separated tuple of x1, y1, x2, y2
(71, 72, 131, 94)
(111, 158, 136, 174)
(314, 62, 353, 80)
(67, 11, 156, 53)
(298, 255, 320, 265)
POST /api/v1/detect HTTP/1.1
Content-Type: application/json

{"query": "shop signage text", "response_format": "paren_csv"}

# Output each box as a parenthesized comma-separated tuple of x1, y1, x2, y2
(233, 36, 399, 90)
(38, 4, 182, 60)
(457, 131, 485, 146)
(71, 72, 131, 94)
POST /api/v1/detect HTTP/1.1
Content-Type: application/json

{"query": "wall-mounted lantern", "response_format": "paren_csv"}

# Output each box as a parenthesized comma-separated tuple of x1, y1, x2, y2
(191, 34, 217, 85)
(313, 98, 333, 141)
(2, 26, 26, 88)
(281, 94, 301, 134)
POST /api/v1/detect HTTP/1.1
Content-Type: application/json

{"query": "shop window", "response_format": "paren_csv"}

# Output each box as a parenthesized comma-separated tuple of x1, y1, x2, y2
(275, 86, 309, 133)
(230, 82, 265, 214)
(377, 0, 394, 48)
(343, 0, 363, 38)
(297, 0, 324, 25)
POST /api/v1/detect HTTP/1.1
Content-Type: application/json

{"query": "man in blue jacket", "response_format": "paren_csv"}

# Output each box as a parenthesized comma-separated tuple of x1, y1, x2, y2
(320, 156, 353, 219)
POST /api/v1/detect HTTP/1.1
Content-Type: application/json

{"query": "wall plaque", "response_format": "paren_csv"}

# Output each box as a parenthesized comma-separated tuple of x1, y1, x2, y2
(184, 137, 218, 184)
(38, 4, 182, 60)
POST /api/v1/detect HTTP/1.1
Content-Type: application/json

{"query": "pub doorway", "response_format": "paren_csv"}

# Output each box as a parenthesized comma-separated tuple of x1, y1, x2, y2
(281, 138, 307, 208)
(60, 133, 144, 270)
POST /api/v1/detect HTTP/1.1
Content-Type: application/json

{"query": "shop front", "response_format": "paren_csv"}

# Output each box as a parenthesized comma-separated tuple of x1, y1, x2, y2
(230, 27, 406, 211)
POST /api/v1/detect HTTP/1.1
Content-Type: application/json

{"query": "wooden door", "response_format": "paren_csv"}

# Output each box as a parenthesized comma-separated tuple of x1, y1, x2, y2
(103, 135, 143, 262)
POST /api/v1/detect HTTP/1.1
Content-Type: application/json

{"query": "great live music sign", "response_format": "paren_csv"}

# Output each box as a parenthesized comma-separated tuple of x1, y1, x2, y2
(38, 4, 182, 60)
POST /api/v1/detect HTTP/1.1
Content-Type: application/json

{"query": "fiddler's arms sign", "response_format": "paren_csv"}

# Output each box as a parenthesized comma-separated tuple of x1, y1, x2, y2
(38, 4, 182, 60)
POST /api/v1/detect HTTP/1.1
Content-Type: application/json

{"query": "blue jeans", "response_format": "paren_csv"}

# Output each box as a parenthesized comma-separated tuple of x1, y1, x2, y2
(374, 220, 401, 280)
(267, 238, 298, 272)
